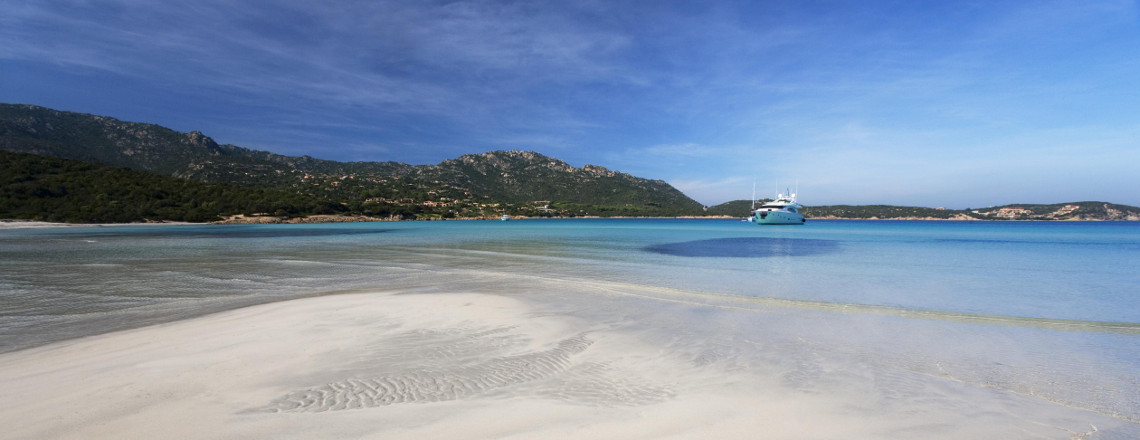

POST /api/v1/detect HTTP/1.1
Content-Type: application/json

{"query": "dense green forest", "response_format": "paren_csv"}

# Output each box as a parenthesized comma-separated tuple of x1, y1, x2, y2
(0, 150, 349, 223)
(0, 150, 696, 223)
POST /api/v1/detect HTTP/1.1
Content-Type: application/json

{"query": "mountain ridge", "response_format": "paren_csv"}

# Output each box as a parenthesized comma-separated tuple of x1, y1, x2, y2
(1, 103, 704, 220)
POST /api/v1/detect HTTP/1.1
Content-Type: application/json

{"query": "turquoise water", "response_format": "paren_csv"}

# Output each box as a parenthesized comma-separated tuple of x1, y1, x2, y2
(1, 219, 1138, 353)
(2, 219, 1139, 430)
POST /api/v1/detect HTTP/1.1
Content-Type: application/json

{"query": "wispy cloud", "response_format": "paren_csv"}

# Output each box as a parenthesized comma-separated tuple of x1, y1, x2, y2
(669, 176, 756, 206)
(4, 0, 1139, 206)
(5, 1, 629, 118)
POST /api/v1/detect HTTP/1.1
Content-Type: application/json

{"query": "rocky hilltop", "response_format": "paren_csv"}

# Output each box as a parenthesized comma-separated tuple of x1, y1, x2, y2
(968, 203, 1140, 221)
(429, 150, 686, 208)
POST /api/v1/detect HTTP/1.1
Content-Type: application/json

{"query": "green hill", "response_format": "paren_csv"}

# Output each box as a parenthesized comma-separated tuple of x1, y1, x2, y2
(1, 104, 704, 221)
(5, 103, 1136, 223)
(0, 150, 343, 223)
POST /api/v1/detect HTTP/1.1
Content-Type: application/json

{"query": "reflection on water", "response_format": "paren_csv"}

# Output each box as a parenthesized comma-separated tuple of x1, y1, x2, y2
(644, 237, 840, 258)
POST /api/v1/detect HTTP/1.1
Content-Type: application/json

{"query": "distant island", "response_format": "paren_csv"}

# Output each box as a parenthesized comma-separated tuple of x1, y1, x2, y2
(2, 103, 1138, 224)
(703, 200, 1140, 221)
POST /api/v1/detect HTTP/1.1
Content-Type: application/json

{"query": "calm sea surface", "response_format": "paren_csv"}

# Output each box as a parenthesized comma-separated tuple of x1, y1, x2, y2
(2, 219, 1139, 429)
(2, 219, 1138, 352)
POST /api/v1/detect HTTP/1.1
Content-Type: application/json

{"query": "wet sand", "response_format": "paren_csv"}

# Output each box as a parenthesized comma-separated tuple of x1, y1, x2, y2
(0, 289, 1129, 439)
(0, 220, 78, 229)
(0, 220, 194, 230)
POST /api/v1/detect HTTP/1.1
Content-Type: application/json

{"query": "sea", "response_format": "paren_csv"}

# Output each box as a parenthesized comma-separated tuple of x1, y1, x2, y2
(2, 219, 1138, 431)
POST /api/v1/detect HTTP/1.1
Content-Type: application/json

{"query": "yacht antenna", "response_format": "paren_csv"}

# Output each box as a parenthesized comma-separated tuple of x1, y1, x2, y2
(751, 180, 757, 210)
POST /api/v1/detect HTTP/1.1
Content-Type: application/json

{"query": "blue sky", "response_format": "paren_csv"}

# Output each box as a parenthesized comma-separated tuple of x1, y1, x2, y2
(3, 0, 1139, 207)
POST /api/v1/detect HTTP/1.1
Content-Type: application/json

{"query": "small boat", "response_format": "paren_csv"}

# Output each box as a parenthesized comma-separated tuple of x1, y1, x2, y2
(500, 214, 510, 221)
(752, 190, 805, 225)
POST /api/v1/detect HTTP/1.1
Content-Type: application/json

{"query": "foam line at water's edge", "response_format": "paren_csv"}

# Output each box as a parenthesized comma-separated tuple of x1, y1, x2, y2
(512, 274, 1140, 335)
(355, 245, 1140, 334)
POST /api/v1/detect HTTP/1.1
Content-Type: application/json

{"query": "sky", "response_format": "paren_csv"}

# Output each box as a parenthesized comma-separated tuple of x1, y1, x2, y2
(3, 0, 1139, 208)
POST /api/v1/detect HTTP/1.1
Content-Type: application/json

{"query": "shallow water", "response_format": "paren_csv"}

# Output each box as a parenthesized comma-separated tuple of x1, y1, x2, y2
(2, 219, 1138, 344)
(2, 219, 1138, 433)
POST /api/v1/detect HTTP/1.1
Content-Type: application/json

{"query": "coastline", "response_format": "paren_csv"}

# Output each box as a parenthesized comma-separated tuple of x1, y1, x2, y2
(4, 216, 1135, 229)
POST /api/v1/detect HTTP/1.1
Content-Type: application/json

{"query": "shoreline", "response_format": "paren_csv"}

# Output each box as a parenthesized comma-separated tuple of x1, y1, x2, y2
(2, 288, 1130, 439)
(3, 216, 1137, 438)
(0, 219, 194, 230)
(4, 216, 1136, 229)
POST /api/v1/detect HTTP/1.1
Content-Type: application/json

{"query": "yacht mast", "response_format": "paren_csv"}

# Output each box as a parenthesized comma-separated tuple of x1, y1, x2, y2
(751, 180, 757, 210)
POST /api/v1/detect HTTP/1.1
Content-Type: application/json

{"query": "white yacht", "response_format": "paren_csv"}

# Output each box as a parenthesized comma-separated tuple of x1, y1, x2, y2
(752, 190, 805, 225)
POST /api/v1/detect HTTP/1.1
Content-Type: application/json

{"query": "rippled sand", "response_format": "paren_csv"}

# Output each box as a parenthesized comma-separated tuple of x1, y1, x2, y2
(0, 289, 1133, 439)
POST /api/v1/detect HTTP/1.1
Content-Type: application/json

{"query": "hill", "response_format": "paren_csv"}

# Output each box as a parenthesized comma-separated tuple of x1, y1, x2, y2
(0, 150, 343, 223)
(1, 104, 704, 220)
(5, 103, 1136, 223)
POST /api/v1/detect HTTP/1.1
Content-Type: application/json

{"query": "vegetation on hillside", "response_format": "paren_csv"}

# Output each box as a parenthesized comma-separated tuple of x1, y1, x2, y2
(1, 104, 705, 221)
(0, 151, 347, 223)
(4, 104, 1137, 223)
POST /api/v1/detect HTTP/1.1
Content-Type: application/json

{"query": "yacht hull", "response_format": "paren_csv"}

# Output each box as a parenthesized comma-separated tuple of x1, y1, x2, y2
(750, 189, 805, 225)
(752, 210, 805, 225)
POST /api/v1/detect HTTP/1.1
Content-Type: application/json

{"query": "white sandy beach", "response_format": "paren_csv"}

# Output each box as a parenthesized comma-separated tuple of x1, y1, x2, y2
(0, 221, 78, 230)
(0, 220, 195, 230)
(0, 287, 1121, 439)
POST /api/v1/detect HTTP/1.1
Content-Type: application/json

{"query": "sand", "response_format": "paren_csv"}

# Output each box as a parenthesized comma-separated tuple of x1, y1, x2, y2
(0, 290, 1126, 439)
(0, 220, 194, 230)
(0, 221, 78, 229)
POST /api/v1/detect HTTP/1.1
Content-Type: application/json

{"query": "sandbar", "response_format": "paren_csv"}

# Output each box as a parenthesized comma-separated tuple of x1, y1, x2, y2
(0, 289, 1128, 439)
